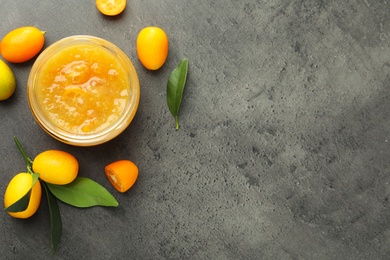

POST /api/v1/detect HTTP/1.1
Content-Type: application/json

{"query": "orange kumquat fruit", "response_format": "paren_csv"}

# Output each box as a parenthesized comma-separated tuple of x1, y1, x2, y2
(0, 26, 45, 63)
(105, 160, 138, 193)
(136, 26, 169, 70)
(4, 173, 42, 219)
(0, 59, 16, 100)
(32, 150, 79, 185)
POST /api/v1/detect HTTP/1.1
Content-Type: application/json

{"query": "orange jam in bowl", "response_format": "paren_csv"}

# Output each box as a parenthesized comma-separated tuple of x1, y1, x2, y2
(28, 36, 140, 146)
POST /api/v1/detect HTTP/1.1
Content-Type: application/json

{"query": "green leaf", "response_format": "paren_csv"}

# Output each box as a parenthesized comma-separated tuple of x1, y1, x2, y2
(42, 181, 62, 255)
(5, 172, 40, 212)
(167, 58, 189, 130)
(46, 177, 119, 208)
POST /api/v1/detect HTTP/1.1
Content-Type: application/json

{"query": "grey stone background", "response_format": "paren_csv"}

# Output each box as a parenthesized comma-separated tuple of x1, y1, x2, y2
(0, 0, 389, 259)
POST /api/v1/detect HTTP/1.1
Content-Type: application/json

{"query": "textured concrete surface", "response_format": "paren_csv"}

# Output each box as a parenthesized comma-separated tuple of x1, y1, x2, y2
(0, 0, 390, 259)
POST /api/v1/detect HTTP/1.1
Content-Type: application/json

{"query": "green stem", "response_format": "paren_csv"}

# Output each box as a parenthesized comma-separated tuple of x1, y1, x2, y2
(14, 136, 33, 173)
(175, 116, 179, 130)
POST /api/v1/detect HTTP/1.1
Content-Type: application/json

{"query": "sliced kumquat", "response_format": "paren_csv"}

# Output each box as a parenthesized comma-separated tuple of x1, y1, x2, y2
(96, 0, 126, 16)
(105, 160, 138, 193)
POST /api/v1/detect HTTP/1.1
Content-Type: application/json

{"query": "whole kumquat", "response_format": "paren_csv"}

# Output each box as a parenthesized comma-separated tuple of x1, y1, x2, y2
(96, 0, 126, 16)
(136, 26, 169, 70)
(0, 26, 45, 63)
(105, 160, 138, 193)
(0, 59, 16, 100)
(4, 173, 42, 219)
(32, 150, 79, 185)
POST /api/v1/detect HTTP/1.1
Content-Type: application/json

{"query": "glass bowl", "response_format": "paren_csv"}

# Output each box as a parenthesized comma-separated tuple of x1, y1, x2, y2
(28, 35, 140, 146)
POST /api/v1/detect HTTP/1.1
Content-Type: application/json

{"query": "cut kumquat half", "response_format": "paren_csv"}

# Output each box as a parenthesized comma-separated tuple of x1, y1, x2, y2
(96, 0, 126, 16)
(105, 160, 138, 193)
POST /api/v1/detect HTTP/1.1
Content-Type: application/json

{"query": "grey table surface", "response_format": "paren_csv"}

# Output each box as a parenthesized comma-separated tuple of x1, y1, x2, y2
(1, 0, 389, 259)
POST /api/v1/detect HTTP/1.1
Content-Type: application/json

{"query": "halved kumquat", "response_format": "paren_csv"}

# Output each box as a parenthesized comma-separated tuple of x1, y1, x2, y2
(105, 160, 138, 193)
(96, 0, 126, 16)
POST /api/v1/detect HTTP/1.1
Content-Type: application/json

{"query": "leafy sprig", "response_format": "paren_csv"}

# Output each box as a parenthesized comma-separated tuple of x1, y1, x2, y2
(6, 137, 118, 254)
